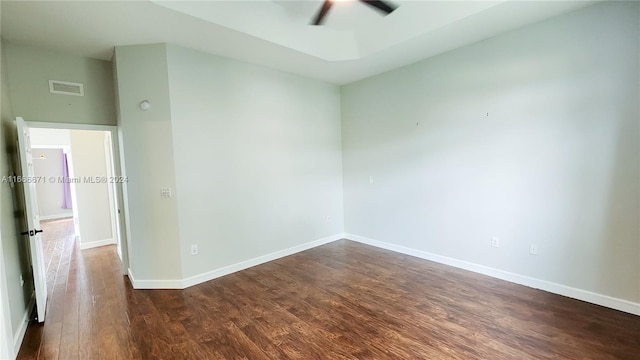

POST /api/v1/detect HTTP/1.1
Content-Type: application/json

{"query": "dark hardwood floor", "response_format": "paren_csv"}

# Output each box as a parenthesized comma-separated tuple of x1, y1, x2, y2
(17, 221, 640, 359)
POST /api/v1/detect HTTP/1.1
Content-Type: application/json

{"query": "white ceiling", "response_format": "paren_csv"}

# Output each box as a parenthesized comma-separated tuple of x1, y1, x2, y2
(1, 0, 598, 85)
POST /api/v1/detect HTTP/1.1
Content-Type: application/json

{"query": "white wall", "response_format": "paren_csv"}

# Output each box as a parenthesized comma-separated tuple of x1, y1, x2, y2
(69, 130, 113, 248)
(341, 1, 639, 304)
(166, 45, 344, 279)
(31, 148, 73, 220)
(113, 44, 183, 282)
(29, 128, 70, 148)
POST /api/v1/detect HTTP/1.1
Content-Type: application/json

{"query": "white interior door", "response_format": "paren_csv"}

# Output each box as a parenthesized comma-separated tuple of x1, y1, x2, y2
(16, 117, 48, 323)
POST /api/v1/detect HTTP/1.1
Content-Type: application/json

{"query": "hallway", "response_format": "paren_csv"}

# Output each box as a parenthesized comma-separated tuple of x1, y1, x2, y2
(40, 219, 76, 293)
(18, 219, 130, 359)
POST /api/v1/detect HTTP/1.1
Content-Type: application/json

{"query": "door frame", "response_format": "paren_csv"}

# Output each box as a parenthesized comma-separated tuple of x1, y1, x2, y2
(103, 133, 121, 261)
(26, 121, 131, 275)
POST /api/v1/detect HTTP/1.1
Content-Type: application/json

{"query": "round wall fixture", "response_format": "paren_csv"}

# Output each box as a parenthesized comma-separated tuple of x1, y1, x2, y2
(139, 100, 151, 111)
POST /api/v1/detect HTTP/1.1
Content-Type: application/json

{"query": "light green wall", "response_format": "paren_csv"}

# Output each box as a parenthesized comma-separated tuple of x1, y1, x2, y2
(114, 43, 344, 285)
(4, 42, 116, 125)
(341, 1, 640, 302)
(166, 45, 344, 279)
(1, 41, 118, 347)
(1, 39, 34, 346)
(113, 44, 182, 282)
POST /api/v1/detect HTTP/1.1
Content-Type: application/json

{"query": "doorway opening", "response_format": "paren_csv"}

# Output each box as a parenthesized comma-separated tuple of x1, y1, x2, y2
(28, 127, 124, 291)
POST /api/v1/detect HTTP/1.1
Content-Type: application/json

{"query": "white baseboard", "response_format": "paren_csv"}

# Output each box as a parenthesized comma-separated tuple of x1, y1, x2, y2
(79, 238, 115, 250)
(345, 233, 640, 316)
(12, 293, 35, 357)
(127, 233, 344, 290)
(181, 233, 344, 289)
(127, 268, 183, 289)
(39, 214, 73, 221)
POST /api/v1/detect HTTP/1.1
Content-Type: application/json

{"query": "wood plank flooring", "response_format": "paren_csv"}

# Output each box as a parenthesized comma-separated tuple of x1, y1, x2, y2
(17, 221, 640, 359)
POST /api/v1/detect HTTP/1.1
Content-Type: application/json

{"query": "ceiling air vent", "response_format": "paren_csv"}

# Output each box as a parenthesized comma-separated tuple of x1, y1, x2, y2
(49, 80, 84, 96)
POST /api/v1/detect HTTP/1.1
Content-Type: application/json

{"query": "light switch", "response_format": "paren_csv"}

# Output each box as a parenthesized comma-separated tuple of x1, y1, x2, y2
(161, 187, 172, 198)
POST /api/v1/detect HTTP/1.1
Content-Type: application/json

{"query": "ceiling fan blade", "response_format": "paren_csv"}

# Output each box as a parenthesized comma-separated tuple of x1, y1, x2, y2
(359, 0, 397, 15)
(312, 0, 334, 25)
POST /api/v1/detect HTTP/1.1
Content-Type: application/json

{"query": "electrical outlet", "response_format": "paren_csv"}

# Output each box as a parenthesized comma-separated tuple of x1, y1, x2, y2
(190, 244, 198, 256)
(161, 187, 172, 198)
(529, 244, 538, 255)
(491, 237, 500, 248)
